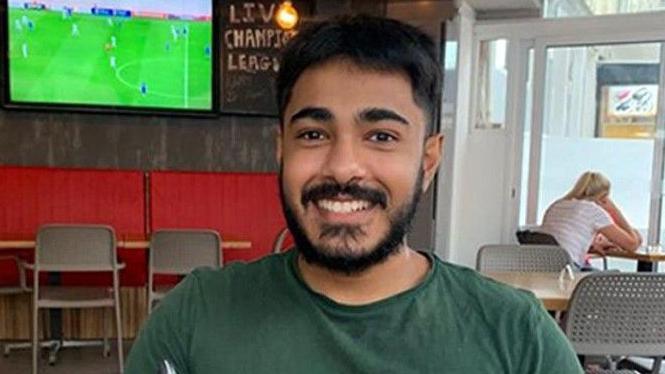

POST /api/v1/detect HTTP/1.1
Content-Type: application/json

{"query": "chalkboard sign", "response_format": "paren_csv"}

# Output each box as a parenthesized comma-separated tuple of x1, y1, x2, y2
(220, 1, 306, 116)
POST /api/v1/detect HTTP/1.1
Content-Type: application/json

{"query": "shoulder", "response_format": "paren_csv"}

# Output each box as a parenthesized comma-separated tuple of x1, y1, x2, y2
(547, 199, 605, 216)
(548, 198, 590, 210)
(546, 198, 568, 209)
(141, 252, 295, 337)
(188, 251, 293, 293)
(543, 199, 570, 217)
(575, 199, 603, 211)
(432, 259, 542, 317)
(574, 200, 612, 223)
(561, 199, 607, 217)
(430, 259, 557, 340)
(428, 260, 546, 341)
(432, 260, 582, 372)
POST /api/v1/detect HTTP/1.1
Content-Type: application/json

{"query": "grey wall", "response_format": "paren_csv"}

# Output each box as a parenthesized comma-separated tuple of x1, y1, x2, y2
(0, 110, 279, 172)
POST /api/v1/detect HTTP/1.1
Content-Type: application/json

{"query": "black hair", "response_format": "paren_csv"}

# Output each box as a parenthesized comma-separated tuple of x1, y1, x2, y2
(276, 15, 441, 134)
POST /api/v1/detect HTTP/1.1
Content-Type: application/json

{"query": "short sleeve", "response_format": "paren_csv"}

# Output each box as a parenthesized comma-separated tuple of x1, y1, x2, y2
(518, 302, 584, 373)
(587, 203, 613, 230)
(125, 273, 202, 374)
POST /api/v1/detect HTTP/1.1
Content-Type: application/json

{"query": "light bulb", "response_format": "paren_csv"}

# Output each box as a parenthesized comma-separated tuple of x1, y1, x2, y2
(275, 1, 299, 30)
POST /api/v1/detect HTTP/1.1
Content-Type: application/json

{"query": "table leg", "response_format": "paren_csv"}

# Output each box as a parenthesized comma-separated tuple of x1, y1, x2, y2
(47, 272, 62, 365)
(46, 272, 63, 340)
(637, 261, 655, 272)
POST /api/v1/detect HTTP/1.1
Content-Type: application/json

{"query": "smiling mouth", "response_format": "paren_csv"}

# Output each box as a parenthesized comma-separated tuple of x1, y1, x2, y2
(316, 199, 373, 214)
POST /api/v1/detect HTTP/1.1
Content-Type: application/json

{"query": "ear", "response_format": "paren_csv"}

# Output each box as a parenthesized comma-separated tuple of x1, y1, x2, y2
(421, 134, 444, 192)
(275, 124, 283, 164)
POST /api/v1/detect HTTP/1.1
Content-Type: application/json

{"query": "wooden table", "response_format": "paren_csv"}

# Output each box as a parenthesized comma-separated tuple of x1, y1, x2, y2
(483, 271, 589, 311)
(603, 246, 665, 272)
(0, 237, 251, 250)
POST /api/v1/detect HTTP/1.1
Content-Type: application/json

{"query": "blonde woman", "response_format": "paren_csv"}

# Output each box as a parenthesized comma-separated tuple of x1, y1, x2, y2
(539, 171, 642, 269)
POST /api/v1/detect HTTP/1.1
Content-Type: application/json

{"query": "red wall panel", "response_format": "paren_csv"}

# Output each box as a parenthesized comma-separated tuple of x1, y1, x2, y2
(150, 171, 285, 263)
(0, 167, 286, 287)
(0, 166, 146, 286)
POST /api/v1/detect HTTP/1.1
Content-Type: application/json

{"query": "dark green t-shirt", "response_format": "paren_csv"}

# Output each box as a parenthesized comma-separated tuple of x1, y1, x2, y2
(126, 251, 583, 373)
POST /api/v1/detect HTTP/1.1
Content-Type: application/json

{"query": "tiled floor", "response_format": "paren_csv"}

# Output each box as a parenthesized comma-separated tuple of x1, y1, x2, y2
(0, 341, 131, 374)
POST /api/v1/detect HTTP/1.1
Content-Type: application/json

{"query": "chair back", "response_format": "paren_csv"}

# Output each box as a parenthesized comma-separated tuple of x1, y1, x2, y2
(149, 229, 221, 275)
(565, 273, 665, 357)
(515, 230, 559, 245)
(476, 244, 572, 272)
(35, 224, 117, 271)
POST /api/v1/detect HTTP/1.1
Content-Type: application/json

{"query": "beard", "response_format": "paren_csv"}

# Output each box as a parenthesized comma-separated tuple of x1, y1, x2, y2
(279, 167, 424, 275)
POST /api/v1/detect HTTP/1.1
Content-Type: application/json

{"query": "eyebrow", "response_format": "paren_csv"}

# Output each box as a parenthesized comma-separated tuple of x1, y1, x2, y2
(287, 106, 411, 127)
(358, 108, 410, 126)
(288, 107, 333, 124)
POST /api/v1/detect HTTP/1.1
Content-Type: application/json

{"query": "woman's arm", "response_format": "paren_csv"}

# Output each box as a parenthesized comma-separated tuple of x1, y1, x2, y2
(597, 224, 641, 252)
(596, 197, 642, 252)
(589, 233, 618, 256)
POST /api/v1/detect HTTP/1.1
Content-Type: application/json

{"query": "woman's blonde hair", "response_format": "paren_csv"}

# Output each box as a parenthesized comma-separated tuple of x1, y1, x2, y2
(563, 171, 610, 201)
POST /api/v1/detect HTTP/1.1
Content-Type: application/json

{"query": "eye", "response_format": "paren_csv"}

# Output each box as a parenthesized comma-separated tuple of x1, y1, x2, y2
(296, 130, 328, 141)
(368, 131, 397, 143)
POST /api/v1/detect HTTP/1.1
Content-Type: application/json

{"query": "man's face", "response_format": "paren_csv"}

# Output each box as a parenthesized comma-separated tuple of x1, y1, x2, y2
(277, 60, 442, 273)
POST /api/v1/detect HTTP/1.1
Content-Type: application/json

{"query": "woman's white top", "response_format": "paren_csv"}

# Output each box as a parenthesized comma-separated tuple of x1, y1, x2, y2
(540, 199, 613, 266)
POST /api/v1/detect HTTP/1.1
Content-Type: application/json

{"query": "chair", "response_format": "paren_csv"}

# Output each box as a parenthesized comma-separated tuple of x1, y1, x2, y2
(515, 229, 559, 245)
(272, 227, 291, 254)
(148, 229, 221, 313)
(30, 224, 124, 374)
(476, 244, 573, 272)
(516, 229, 609, 270)
(564, 273, 665, 374)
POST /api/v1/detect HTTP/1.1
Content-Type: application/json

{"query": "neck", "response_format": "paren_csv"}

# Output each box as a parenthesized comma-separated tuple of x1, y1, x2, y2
(296, 245, 431, 305)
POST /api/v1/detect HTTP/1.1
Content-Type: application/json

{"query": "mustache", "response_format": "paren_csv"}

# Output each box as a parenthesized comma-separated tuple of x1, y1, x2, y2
(301, 182, 387, 209)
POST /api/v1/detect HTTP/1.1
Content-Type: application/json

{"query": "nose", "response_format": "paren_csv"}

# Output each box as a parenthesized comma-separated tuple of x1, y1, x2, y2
(320, 134, 367, 185)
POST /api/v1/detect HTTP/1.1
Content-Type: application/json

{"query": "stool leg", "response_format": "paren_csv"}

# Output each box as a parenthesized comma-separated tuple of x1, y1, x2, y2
(32, 308, 39, 374)
(115, 299, 124, 373)
(103, 308, 110, 357)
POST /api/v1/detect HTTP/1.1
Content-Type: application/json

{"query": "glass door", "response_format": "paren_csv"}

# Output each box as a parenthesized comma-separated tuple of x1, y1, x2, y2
(522, 41, 664, 271)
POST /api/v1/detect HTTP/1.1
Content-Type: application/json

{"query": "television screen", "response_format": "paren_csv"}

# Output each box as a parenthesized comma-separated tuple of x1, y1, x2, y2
(6, 0, 215, 112)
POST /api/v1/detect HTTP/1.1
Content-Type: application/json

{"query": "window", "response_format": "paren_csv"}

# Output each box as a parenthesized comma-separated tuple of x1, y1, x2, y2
(474, 39, 508, 130)
(544, 0, 665, 18)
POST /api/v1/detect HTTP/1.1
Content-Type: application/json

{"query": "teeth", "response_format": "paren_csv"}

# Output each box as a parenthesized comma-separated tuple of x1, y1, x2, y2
(318, 199, 370, 213)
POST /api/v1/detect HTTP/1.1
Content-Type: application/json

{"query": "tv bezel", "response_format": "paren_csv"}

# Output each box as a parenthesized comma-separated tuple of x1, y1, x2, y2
(0, 1, 220, 117)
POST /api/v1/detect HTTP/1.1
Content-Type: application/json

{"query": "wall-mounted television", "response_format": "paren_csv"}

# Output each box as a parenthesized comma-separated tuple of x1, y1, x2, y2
(3, 0, 217, 114)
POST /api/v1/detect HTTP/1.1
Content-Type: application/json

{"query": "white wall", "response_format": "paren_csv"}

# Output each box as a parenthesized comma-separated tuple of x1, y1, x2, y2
(436, 2, 515, 268)
(435, 3, 472, 263)
(448, 132, 512, 267)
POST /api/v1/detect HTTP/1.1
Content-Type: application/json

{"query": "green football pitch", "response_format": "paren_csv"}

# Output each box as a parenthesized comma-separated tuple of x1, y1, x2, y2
(8, 8, 212, 110)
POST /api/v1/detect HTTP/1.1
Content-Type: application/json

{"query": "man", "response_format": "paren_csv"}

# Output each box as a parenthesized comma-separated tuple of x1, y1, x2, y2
(126, 15, 583, 373)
